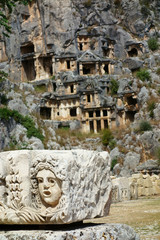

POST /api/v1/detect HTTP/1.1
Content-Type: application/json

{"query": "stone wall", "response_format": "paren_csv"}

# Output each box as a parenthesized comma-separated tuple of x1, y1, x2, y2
(111, 173, 160, 203)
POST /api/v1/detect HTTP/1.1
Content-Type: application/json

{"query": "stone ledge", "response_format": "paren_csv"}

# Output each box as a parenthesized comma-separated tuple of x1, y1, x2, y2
(0, 223, 140, 240)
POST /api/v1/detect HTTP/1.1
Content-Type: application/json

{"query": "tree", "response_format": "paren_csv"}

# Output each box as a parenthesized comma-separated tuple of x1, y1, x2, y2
(0, 0, 30, 37)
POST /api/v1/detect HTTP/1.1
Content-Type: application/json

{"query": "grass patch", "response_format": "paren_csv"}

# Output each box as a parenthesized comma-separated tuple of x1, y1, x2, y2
(138, 120, 152, 132)
(56, 128, 98, 142)
(34, 84, 47, 93)
(156, 68, 160, 75)
(136, 69, 151, 81)
(148, 37, 159, 51)
(55, 127, 101, 147)
(147, 100, 156, 118)
(102, 129, 114, 146)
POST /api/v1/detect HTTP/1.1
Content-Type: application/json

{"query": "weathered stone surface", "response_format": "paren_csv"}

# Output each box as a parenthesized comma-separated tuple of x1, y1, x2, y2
(123, 152, 140, 171)
(154, 103, 160, 120)
(123, 58, 143, 70)
(112, 177, 130, 202)
(111, 173, 160, 202)
(138, 86, 149, 105)
(0, 118, 16, 150)
(139, 130, 160, 155)
(0, 223, 140, 240)
(8, 99, 29, 116)
(137, 160, 160, 172)
(0, 150, 111, 224)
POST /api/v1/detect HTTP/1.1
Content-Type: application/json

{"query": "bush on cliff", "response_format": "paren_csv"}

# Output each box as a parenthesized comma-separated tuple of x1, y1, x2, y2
(139, 120, 152, 132)
(136, 69, 151, 81)
(102, 129, 114, 146)
(148, 38, 159, 51)
(0, 108, 44, 141)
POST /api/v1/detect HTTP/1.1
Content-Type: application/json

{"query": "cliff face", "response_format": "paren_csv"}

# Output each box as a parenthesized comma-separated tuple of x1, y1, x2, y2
(1, 0, 159, 82)
(0, 0, 160, 173)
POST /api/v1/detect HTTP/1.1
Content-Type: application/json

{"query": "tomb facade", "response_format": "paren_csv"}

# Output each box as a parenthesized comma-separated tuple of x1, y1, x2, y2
(0, 2, 140, 133)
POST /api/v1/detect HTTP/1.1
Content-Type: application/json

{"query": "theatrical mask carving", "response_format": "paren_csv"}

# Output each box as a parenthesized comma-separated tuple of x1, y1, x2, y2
(0, 150, 112, 225)
(36, 169, 61, 208)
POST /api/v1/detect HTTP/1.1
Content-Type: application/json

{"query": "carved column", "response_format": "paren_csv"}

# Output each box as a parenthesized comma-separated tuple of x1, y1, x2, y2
(96, 62, 99, 75)
(35, 58, 41, 80)
(52, 57, 56, 75)
(101, 110, 104, 130)
(79, 62, 83, 75)
(93, 119, 97, 134)
(108, 110, 111, 128)
(51, 107, 54, 120)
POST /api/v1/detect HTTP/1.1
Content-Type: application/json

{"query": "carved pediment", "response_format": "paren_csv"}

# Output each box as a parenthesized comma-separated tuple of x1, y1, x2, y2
(78, 50, 101, 62)
(84, 79, 98, 90)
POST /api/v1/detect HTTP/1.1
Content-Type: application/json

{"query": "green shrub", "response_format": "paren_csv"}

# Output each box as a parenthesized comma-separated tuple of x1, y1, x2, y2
(0, 94, 8, 105)
(0, 71, 8, 83)
(148, 38, 159, 51)
(102, 129, 114, 146)
(109, 139, 116, 150)
(147, 101, 156, 119)
(156, 68, 160, 75)
(139, 120, 152, 132)
(0, 108, 44, 141)
(51, 75, 55, 80)
(0, 108, 12, 120)
(141, 6, 150, 17)
(111, 158, 118, 171)
(84, 0, 92, 8)
(110, 79, 119, 95)
(35, 84, 47, 93)
(136, 69, 151, 81)
(114, 0, 121, 6)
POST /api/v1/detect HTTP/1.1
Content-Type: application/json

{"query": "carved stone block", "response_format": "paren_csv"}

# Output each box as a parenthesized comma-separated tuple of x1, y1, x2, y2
(0, 150, 111, 224)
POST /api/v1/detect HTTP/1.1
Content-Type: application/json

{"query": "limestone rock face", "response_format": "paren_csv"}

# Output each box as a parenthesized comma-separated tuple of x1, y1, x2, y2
(0, 224, 140, 240)
(0, 150, 111, 224)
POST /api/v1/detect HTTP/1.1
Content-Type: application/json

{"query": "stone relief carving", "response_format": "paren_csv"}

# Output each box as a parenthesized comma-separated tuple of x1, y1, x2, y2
(30, 154, 66, 223)
(0, 150, 112, 225)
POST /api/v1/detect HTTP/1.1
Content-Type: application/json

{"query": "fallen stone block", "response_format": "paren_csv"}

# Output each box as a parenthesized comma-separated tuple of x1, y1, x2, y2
(0, 149, 111, 224)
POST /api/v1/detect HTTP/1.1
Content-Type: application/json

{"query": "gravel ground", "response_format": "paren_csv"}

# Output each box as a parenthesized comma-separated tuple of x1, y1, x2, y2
(85, 196, 160, 240)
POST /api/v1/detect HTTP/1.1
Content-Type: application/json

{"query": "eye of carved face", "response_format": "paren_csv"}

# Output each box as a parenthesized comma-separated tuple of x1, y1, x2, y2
(37, 177, 43, 184)
(48, 178, 55, 184)
(36, 169, 61, 208)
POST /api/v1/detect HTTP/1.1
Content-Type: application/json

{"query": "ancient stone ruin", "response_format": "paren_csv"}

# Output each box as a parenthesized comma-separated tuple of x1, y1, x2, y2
(0, 0, 142, 134)
(0, 150, 111, 224)
(0, 150, 139, 239)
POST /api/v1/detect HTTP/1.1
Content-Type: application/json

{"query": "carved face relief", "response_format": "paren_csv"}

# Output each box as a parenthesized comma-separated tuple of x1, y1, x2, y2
(36, 169, 61, 208)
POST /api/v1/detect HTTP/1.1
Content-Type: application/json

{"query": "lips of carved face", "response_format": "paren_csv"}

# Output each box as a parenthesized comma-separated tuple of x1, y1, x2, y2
(43, 190, 51, 197)
(36, 169, 62, 207)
